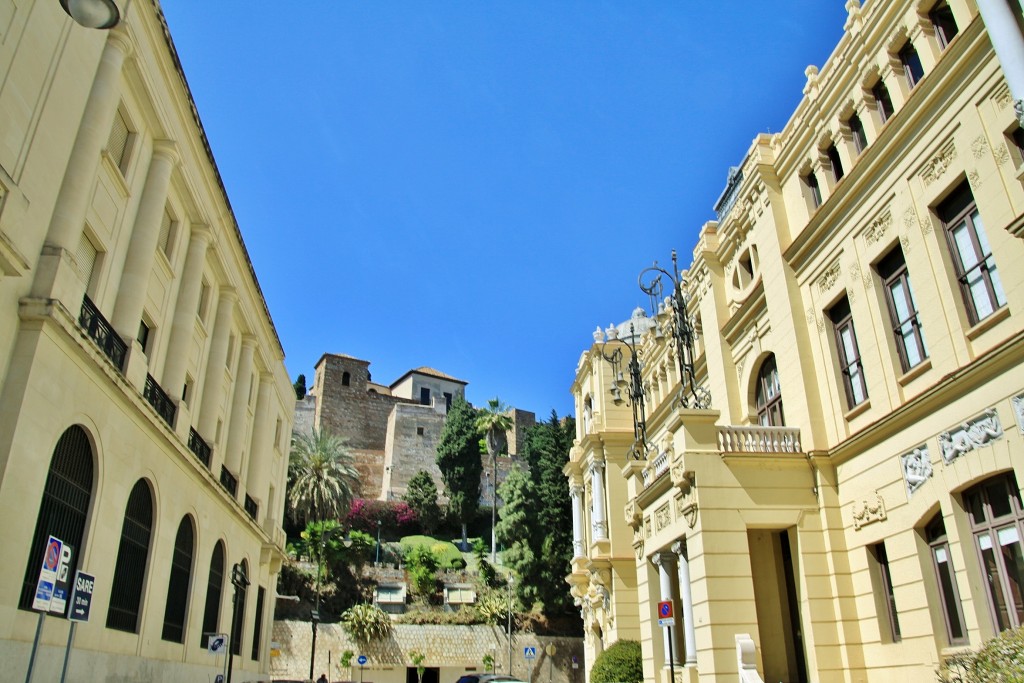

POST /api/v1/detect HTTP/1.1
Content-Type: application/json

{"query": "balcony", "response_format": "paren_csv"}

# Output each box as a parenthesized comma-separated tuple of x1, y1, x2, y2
(79, 295, 127, 370)
(143, 373, 176, 427)
(219, 466, 238, 497)
(244, 494, 258, 520)
(187, 427, 211, 468)
(718, 425, 802, 454)
(641, 449, 671, 488)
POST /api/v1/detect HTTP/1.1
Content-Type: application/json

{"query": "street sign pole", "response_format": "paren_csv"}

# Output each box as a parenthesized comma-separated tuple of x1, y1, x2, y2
(58, 623, 77, 683)
(667, 626, 675, 683)
(24, 613, 45, 683)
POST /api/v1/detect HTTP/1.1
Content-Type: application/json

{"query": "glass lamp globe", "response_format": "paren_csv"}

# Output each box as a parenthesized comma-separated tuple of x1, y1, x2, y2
(60, 0, 121, 29)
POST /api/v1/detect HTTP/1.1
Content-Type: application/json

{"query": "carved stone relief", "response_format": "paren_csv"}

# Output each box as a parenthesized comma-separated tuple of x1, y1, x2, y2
(1013, 394, 1024, 433)
(920, 141, 956, 186)
(624, 500, 640, 529)
(939, 408, 1004, 464)
(995, 144, 1012, 166)
(971, 135, 989, 160)
(968, 169, 981, 188)
(853, 492, 887, 530)
(901, 445, 933, 497)
(818, 261, 842, 295)
(655, 504, 671, 532)
(993, 83, 1012, 110)
(864, 210, 892, 245)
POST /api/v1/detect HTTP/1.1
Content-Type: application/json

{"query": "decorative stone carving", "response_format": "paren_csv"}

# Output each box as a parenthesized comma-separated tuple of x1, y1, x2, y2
(901, 445, 932, 497)
(993, 83, 1012, 110)
(938, 408, 1004, 464)
(920, 141, 956, 186)
(634, 540, 644, 560)
(1013, 394, 1024, 433)
(593, 327, 605, 343)
(968, 169, 981, 188)
(853, 492, 886, 530)
(644, 516, 652, 539)
(624, 500, 641, 529)
(864, 210, 892, 245)
(655, 504, 672, 532)
(817, 261, 842, 294)
(671, 465, 694, 493)
(676, 496, 698, 529)
(971, 135, 989, 159)
(900, 234, 911, 250)
(995, 144, 1012, 166)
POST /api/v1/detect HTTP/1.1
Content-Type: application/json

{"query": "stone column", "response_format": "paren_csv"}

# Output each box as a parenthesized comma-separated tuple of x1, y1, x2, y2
(570, 483, 585, 558)
(224, 336, 256, 475)
(651, 552, 684, 667)
(161, 225, 211, 401)
(197, 287, 237, 441)
(671, 540, 698, 667)
(111, 140, 179, 339)
(977, 0, 1024, 125)
(590, 460, 608, 541)
(244, 373, 274, 508)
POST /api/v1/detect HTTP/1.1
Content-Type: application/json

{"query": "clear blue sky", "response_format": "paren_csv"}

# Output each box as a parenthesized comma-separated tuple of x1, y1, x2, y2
(160, 2, 849, 419)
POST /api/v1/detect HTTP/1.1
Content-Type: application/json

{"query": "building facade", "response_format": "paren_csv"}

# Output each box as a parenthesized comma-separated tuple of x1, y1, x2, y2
(566, 1, 1024, 681)
(0, 1, 294, 681)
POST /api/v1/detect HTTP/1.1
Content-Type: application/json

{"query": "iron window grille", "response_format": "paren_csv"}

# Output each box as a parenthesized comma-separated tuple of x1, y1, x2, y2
(106, 480, 153, 633)
(161, 517, 195, 643)
(201, 542, 225, 648)
(220, 467, 238, 497)
(79, 295, 127, 370)
(144, 374, 177, 427)
(188, 427, 212, 468)
(244, 494, 258, 521)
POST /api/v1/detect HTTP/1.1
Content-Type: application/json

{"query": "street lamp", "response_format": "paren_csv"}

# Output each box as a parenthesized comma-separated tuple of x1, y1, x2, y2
(58, 0, 121, 28)
(506, 573, 515, 676)
(599, 323, 649, 460)
(310, 526, 352, 681)
(227, 563, 249, 683)
(375, 519, 382, 565)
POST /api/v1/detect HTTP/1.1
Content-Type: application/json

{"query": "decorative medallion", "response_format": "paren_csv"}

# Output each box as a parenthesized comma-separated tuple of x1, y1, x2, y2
(971, 135, 989, 159)
(920, 141, 957, 186)
(968, 169, 981, 188)
(900, 445, 932, 497)
(817, 261, 842, 294)
(655, 504, 672, 532)
(864, 210, 892, 245)
(852, 492, 886, 530)
(995, 144, 1012, 166)
(938, 408, 1004, 464)
(1013, 394, 1024, 433)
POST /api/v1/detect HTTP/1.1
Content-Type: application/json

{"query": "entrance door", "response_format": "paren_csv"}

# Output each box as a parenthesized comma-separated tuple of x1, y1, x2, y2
(748, 528, 808, 683)
(406, 667, 439, 683)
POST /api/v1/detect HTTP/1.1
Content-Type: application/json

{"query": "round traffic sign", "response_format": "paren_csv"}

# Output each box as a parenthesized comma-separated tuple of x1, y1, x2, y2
(659, 602, 672, 617)
(357, 654, 368, 666)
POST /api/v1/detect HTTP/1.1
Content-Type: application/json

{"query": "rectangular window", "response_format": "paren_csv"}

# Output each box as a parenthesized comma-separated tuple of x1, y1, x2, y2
(827, 144, 845, 183)
(251, 587, 265, 661)
(420, 387, 430, 405)
(848, 114, 868, 154)
(74, 232, 102, 296)
(900, 43, 925, 88)
(829, 296, 867, 409)
(444, 391, 453, 412)
(803, 171, 822, 209)
(873, 81, 895, 123)
(182, 375, 193, 405)
(106, 108, 131, 175)
(925, 516, 968, 645)
(878, 247, 928, 372)
(937, 182, 1006, 325)
(198, 281, 211, 322)
(137, 318, 151, 354)
(869, 542, 902, 642)
(157, 207, 175, 259)
(930, 2, 959, 49)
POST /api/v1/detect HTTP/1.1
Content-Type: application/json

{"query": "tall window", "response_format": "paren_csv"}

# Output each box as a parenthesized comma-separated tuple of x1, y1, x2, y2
(420, 387, 431, 406)
(803, 171, 822, 209)
(106, 480, 154, 633)
(755, 355, 784, 426)
(937, 182, 1006, 325)
(878, 247, 928, 372)
(19, 426, 94, 613)
(899, 43, 925, 88)
(924, 514, 967, 644)
(829, 296, 867, 408)
(963, 474, 1024, 631)
(162, 516, 195, 643)
(157, 207, 175, 260)
(869, 542, 902, 642)
(930, 2, 959, 49)
(231, 559, 248, 655)
(873, 81, 895, 123)
(826, 144, 845, 183)
(106, 108, 131, 174)
(251, 586, 266, 661)
(342, 371, 351, 387)
(200, 541, 225, 647)
(848, 114, 868, 154)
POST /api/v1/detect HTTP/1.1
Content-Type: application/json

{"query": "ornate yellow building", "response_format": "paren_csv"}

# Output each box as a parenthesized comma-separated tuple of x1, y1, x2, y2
(0, 1, 293, 680)
(566, 1, 1024, 681)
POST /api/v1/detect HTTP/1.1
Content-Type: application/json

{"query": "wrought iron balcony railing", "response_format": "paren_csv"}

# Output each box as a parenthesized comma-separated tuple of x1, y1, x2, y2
(244, 494, 258, 520)
(79, 295, 127, 370)
(143, 373, 176, 427)
(187, 427, 211, 468)
(219, 466, 238, 497)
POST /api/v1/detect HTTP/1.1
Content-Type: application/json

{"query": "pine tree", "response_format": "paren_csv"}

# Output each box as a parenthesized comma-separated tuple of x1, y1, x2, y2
(436, 396, 481, 550)
(402, 470, 441, 535)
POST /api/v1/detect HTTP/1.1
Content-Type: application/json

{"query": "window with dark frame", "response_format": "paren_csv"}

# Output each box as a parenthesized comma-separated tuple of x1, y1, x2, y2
(106, 480, 154, 633)
(420, 387, 431, 406)
(804, 171, 822, 209)
(200, 541, 225, 647)
(937, 182, 1006, 325)
(755, 354, 784, 426)
(924, 514, 968, 645)
(137, 319, 151, 354)
(826, 144, 845, 183)
(251, 586, 265, 661)
(161, 516, 195, 643)
(870, 542, 902, 642)
(828, 296, 867, 409)
(899, 42, 925, 88)
(877, 247, 928, 372)
(342, 371, 351, 387)
(963, 473, 1024, 631)
(930, 2, 959, 49)
(1010, 126, 1024, 163)
(231, 559, 248, 655)
(106, 107, 132, 175)
(873, 81, 895, 123)
(848, 114, 868, 153)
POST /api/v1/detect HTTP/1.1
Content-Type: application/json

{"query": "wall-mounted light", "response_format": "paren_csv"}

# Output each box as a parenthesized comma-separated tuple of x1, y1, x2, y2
(59, 0, 121, 29)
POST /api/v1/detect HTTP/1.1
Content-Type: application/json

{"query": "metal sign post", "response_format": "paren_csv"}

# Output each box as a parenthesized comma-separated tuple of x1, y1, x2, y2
(59, 570, 96, 683)
(658, 601, 676, 683)
(26, 536, 71, 683)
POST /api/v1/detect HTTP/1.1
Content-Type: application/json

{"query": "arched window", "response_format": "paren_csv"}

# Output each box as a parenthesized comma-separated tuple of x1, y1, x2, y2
(923, 513, 967, 644)
(161, 516, 195, 643)
(231, 559, 248, 655)
(342, 371, 351, 387)
(755, 355, 784, 426)
(106, 480, 153, 632)
(19, 426, 94, 613)
(200, 541, 225, 647)
(963, 473, 1024, 631)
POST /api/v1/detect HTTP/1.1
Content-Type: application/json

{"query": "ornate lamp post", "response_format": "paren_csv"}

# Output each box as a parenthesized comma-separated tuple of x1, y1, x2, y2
(310, 526, 352, 681)
(599, 323, 650, 460)
(227, 563, 249, 683)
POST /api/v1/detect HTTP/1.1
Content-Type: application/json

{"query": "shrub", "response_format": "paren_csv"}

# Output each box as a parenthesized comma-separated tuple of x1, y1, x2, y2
(590, 640, 643, 683)
(939, 627, 1024, 682)
(340, 603, 393, 643)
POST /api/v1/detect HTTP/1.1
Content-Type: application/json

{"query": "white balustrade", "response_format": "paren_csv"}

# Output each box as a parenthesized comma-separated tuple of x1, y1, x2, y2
(718, 425, 802, 454)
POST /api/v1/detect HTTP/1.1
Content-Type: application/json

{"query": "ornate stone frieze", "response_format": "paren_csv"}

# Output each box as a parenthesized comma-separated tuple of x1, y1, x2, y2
(1013, 394, 1024, 433)
(993, 83, 1012, 110)
(920, 141, 956, 186)
(817, 261, 842, 294)
(939, 408, 1004, 464)
(995, 143, 1012, 166)
(968, 169, 981, 188)
(655, 503, 671, 532)
(900, 445, 932, 497)
(624, 500, 641, 529)
(971, 135, 989, 160)
(864, 210, 892, 245)
(853, 492, 886, 530)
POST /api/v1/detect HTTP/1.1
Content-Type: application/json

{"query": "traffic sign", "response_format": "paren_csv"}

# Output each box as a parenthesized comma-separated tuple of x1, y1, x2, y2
(208, 634, 228, 654)
(68, 571, 95, 622)
(49, 543, 74, 615)
(657, 600, 675, 627)
(32, 536, 64, 611)
(524, 647, 537, 659)
(357, 654, 368, 666)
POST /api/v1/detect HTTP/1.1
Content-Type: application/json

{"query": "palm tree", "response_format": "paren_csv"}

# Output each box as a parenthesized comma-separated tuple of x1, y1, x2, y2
(288, 428, 360, 527)
(475, 398, 513, 563)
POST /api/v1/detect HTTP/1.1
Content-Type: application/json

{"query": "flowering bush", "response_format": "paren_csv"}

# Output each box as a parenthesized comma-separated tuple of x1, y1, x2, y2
(347, 498, 418, 536)
(939, 627, 1024, 682)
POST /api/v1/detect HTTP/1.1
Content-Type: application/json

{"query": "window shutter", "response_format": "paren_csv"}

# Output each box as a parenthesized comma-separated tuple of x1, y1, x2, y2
(107, 110, 130, 171)
(74, 233, 98, 293)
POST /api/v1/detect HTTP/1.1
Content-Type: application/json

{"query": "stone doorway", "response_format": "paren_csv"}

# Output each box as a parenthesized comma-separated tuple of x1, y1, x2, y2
(748, 528, 808, 683)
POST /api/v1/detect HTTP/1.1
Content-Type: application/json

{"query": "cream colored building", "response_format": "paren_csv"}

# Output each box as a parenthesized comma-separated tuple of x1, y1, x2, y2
(0, 1, 294, 681)
(566, 1, 1024, 681)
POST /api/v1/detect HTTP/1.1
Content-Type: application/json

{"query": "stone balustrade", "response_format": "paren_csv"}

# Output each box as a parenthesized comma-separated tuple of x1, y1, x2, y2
(718, 425, 802, 454)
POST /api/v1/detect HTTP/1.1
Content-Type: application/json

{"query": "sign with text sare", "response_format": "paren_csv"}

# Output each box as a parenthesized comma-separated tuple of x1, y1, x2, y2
(68, 571, 96, 622)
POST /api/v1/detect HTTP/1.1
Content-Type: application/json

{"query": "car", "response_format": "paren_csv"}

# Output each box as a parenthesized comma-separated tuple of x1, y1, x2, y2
(455, 674, 525, 683)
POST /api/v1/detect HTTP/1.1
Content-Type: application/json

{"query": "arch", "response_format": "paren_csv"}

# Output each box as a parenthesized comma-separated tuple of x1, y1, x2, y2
(230, 558, 249, 655)
(200, 540, 226, 647)
(18, 425, 95, 613)
(161, 515, 196, 643)
(754, 354, 784, 426)
(106, 479, 154, 633)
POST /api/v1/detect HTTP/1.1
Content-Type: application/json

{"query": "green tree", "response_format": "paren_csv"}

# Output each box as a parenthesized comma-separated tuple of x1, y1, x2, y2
(288, 429, 360, 526)
(590, 640, 643, 683)
(475, 398, 513, 562)
(293, 373, 307, 400)
(403, 470, 442, 534)
(436, 396, 481, 550)
(494, 466, 540, 607)
(404, 545, 440, 599)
